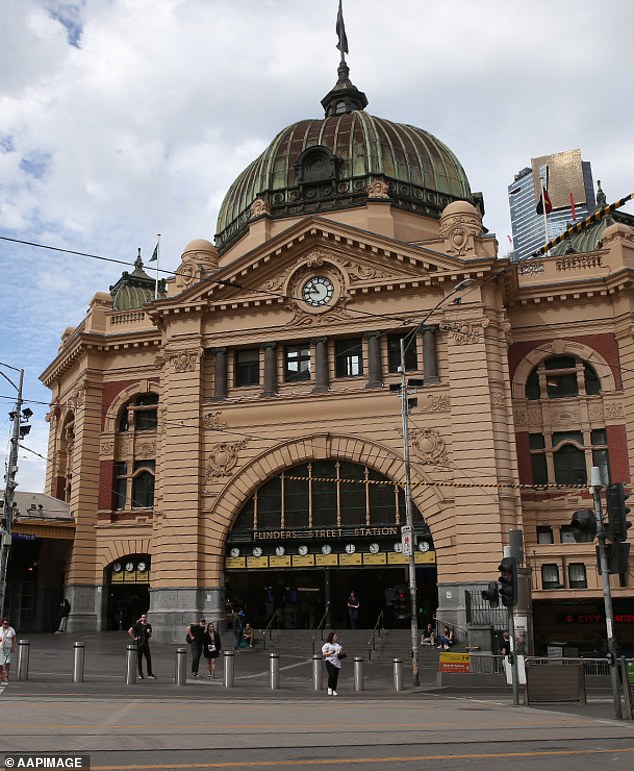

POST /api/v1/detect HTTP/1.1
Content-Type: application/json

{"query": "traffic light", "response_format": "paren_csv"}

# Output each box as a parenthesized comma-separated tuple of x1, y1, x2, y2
(481, 581, 499, 607)
(606, 482, 632, 542)
(393, 587, 408, 619)
(498, 557, 518, 608)
(570, 508, 597, 542)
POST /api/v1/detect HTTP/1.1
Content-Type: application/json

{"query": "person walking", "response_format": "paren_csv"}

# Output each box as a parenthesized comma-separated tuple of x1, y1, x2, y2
(128, 612, 156, 679)
(187, 618, 206, 677)
(203, 622, 222, 678)
(321, 631, 344, 696)
(346, 590, 360, 629)
(0, 618, 17, 682)
(232, 608, 244, 651)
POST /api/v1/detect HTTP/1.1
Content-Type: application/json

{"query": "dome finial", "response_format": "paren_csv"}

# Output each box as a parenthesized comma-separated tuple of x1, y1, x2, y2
(322, 0, 368, 117)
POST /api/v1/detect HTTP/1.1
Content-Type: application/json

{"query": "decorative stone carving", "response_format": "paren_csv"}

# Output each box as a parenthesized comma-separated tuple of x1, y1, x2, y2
(136, 440, 156, 458)
(170, 351, 198, 373)
(203, 411, 228, 430)
(513, 407, 528, 426)
(527, 406, 542, 426)
(409, 427, 448, 466)
(604, 401, 624, 419)
(451, 319, 489, 345)
(66, 388, 84, 412)
(205, 440, 247, 479)
(100, 440, 114, 456)
(340, 259, 391, 281)
(250, 197, 271, 218)
(115, 436, 132, 456)
(491, 389, 506, 406)
(367, 179, 390, 199)
(425, 394, 450, 413)
(439, 203, 481, 257)
(556, 409, 579, 425)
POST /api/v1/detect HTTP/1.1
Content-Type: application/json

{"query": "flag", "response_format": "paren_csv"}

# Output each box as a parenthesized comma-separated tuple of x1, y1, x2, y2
(569, 192, 576, 220)
(336, 0, 348, 54)
(149, 242, 158, 262)
(536, 187, 552, 215)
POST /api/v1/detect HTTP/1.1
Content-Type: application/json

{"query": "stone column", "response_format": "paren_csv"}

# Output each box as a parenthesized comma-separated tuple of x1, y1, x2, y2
(312, 337, 329, 393)
(261, 342, 277, 397)
(422, 325, 439, 384)
(365, 331, 383, 388)
(212, 347, 227, 401)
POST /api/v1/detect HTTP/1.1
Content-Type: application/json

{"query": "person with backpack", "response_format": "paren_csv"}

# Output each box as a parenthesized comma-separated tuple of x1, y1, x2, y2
(186, 618, 206, 677)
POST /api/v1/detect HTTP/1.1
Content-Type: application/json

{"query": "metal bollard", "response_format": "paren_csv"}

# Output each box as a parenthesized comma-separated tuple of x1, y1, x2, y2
(16, 640, 30, 681)
(353, 656, 364, 691)
(126, 643, 137, 685)
(72, 641, 85, 683)
(269, 652, 280, 690)
(223, 650, 235, 688)
(392, 657, 403, 692)
(312, 654, 323, 691)
(175, 647, 187, 686)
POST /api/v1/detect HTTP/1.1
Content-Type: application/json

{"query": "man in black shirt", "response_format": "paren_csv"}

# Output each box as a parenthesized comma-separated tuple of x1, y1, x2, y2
(128, 613, 155, 679)
(187, 618, 206, 677)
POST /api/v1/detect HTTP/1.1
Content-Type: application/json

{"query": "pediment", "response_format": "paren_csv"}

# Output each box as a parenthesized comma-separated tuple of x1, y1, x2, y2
(155, 216, 490, 319)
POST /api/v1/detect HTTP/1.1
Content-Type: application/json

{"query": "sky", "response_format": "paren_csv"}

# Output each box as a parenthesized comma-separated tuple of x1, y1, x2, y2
(1, 0, 633, 493)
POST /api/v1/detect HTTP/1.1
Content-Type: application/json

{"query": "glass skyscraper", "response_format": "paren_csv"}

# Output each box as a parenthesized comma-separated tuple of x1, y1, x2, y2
(508, 149, 596, 262)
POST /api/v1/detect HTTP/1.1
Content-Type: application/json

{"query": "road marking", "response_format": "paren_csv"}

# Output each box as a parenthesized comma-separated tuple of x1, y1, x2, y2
(85, 745, 634, 770)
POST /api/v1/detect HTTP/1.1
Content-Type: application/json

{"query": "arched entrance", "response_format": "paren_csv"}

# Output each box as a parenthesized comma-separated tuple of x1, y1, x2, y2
(105, 554, 151, 630)
(223, 460, 437, 628)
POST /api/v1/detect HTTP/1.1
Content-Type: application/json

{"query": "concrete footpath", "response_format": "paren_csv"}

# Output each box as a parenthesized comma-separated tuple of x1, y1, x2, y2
(0, 631, 627, 719)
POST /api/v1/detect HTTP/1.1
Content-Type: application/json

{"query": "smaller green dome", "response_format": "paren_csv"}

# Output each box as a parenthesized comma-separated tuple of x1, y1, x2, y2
(109, 249, 165, 310)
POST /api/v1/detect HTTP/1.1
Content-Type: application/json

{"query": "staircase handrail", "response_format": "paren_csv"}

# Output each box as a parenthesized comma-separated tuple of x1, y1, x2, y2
(433, 615, 469, 648)
(261, 608, 280, 651)
(311, 602, 331, 654)
(366, 610, 384, 661)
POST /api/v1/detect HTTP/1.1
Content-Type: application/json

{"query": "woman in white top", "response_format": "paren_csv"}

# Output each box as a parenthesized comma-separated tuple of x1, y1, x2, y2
(321, 631, 343, 695)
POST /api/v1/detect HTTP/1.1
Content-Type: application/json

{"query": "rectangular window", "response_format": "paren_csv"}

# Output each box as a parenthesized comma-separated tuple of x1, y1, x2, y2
(285, 345, 311, 382)
(560, 525, 576, 544)
(132, 460, 155, 509)
(541, 563, 561, 589)
(311, 461, 338, 528)
(335, 338, 363, 378)
(235, 348, 260, 387)
(113, 461, 127, 510)
(536, 526, 554, 544)
(529, 434, 548, 485)
(568, 563, 587, 589)
(387, 334, 417, 373)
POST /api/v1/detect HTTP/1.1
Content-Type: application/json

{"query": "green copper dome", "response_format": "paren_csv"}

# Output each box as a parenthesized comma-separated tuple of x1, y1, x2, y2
(215, 64, 472, 253)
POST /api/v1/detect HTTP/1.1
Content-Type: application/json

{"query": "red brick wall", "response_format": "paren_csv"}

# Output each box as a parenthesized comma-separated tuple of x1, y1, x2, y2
(99, 459, 115, 510)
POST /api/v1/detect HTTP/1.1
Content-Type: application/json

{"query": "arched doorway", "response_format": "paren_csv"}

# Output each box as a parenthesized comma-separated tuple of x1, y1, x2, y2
(105, 554, 151, 630)
(224, 461, 436, 628)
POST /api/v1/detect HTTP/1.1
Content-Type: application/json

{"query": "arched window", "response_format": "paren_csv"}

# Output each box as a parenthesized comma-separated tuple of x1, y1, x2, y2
(529, 429, 610, 487)
(118, 393, 158, 432)
(525, 356, 601, 400)
(232, 460, 425, 530)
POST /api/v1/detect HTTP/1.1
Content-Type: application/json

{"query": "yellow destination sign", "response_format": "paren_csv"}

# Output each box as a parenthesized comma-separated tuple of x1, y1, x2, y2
(269, 555, 291, 568)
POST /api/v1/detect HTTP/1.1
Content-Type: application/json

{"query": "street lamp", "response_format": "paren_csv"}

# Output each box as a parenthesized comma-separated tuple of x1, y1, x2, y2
(398, 278, 476, 686)
(0, 364, 31, 618)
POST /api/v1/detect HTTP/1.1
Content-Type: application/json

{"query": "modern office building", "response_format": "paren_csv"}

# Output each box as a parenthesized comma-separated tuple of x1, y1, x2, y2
(29, 52, 634, 658)
(509, 149, 596, 261)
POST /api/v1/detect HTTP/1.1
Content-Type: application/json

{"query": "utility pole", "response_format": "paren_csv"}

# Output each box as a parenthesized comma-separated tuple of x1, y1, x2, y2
(590, 466, 622, 720)
(0, 367, 24, 618)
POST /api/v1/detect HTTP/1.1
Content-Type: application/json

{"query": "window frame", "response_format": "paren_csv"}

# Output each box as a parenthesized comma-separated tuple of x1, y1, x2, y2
(235, 348, 260, 387)
(541, 563, 561, 589)
(335, 337, 363, 378)
(568, 563, 588, 589)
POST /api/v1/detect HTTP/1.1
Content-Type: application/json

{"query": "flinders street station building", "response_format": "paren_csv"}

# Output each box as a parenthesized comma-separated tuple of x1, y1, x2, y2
(35, 55, 634, 655)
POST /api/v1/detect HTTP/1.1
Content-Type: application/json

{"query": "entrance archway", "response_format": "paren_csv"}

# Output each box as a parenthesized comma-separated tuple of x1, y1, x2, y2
(223, 459, 437, 628)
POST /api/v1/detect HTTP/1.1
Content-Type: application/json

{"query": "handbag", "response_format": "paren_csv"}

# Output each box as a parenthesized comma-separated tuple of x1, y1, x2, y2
(337, 652, 347, 659)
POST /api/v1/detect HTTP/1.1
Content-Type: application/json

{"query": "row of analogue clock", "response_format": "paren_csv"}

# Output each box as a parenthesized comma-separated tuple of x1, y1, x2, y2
(230, 541, 431, 558)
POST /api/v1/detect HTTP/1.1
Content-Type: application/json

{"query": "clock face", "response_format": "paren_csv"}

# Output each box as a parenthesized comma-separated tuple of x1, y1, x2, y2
(275, 546, 285, 557)
(125, 561, 135, 572)
(137, 561, 147, 572)
(345, 543, 356, 554)
(252, 547, 263, 557)
(113, 562, 122, 573)
(302, 276, 334, 307)
(418, 541, 431, 553)
(321, 544, 332, 555)
(230, 547, 240, 558)
(393, 543, 403, 553)
(369, 543, 380, 554)
(298, 545, 309, 556)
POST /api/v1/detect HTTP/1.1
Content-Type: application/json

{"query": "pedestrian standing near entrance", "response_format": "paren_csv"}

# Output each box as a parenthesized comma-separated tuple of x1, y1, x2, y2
(54, 598, 71, 634)
(0, 618, 17, 682)
(128, 612, 156, 679)
(186, 618, 206, 677)
(322, 631, 344, 696)
(346, 590, 360, 629)
(203, 622, 222, 678)
(232, 608, 244, 651)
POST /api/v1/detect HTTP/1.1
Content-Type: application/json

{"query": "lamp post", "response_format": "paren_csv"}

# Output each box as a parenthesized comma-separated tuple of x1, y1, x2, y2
(0, 364, 31, 618)
(398, 278, 476, 686)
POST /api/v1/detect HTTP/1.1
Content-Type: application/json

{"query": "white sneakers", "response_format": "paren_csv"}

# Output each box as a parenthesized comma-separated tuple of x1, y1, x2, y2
(327, 688, 338, 696)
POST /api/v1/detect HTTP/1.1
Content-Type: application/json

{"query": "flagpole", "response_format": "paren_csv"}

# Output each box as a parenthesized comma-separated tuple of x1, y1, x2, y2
(540, 178, 549, 256)
(154, 233, 161, 299)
